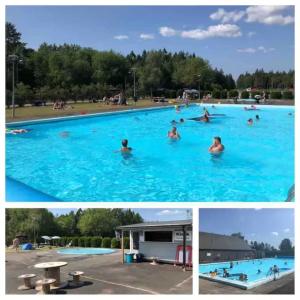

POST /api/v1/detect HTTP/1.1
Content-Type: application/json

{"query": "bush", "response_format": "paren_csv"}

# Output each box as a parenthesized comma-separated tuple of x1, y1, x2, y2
(123, 237, 130, 249)
(220, 90, 228, 99)
(84, 237, 91, 247)
(241, 91, 249, 99)
(72, 237, 79, 247)
(282, 91, 294, 99)
(90, 237, 101, 247)
(78, 237, 85, 247)
(111, 238, 120, 248)
(212, 89, 221, 99)
(228, 90, 238, 98)
(101, 237, 111, 248)
(270, 91, 282, 99)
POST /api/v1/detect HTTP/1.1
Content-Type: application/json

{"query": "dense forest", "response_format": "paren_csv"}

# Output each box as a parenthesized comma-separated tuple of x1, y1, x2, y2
(6, 22, 294, 106)
(6, 208, 143, 246)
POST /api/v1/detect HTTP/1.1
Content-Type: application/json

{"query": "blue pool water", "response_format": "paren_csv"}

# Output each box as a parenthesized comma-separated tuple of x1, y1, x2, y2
(6, 104, 294, 202)
(199, 258, 294, 287)
(57, 247, 116, 255)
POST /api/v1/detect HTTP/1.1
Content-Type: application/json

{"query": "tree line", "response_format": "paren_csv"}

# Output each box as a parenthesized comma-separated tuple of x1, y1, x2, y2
(6, 22, 236, 106)
(6, 22, 294, 107)
(5, 208, 143, 245)
(236, 69, 294, 90)
(231, 232, 294, 257)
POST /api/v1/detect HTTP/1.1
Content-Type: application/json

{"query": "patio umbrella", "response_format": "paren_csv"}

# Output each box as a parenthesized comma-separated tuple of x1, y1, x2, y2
(41, 236, 51, 240)
(51, 236, 60, 246)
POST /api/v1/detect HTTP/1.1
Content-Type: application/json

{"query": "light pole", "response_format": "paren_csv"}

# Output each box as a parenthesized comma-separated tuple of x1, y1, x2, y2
(197, 74, 201, 100)
(8, 54, 21, 118)
(131, 67, 137, 99)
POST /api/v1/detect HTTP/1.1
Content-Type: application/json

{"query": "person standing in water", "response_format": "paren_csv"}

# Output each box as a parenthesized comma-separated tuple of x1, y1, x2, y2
(209, 136, 224, 153)
(120, 139, 132, 153)
(168, 127, 181, 139)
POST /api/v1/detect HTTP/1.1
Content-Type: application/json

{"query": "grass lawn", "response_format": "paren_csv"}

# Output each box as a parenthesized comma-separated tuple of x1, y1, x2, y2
(6, 99, 180, 122)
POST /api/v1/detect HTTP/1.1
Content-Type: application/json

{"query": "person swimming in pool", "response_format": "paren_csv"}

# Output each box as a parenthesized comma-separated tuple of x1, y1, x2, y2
(248, 118, 254, 125)
(203, 108, 210, 116)
(168, 127, 181, 139)
(201, 114, 210, 123)
(209, 136, 224, 153)
(256, 115, 260, 120)
(179, 118, 185, 123)
(257, 269, 261, 274)
(121, 139, 132, 153)
(6, 128, 28, 135)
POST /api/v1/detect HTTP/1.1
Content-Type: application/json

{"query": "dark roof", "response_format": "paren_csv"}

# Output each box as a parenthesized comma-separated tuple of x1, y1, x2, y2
(199, 232, 253, 251)
(117, 219, 192, 230)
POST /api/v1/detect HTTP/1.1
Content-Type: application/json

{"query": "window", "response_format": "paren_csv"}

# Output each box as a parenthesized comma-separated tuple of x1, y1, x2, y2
(144, 231, 173, 242)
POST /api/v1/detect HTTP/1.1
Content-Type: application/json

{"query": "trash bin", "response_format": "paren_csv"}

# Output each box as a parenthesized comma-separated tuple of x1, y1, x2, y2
(136, 253, 143, 263)
(125, 253, 134, 263)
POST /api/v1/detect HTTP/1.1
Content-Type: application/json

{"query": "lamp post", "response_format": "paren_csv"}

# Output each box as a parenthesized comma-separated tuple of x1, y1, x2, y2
(8, 54, 21, 118)
(130, 67, 137, 99)
(197, 74, 201, 101)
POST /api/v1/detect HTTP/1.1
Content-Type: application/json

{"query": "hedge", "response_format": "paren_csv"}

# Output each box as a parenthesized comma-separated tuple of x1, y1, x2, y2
(212, 89, 221, 99)
(111, 238, 120, 248)
(123, 237, 130, 249)
(101, 237, 112, 248)
(241, 91, 249, 99)
(91, 237, 102, 247)
(228, 90, 239, 98)
(84, 237, 91, 248)
(270, 91, 282, 99)
(282, 91, 294, 99)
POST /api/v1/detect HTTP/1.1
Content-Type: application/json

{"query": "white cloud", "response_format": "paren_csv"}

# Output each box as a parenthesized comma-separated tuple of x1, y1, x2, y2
(237, 46, 275, 54)
(156, 209, 181, 216)
(283, 228, 290, 233)
(247, 31, 256, 37)
(159, 26, 177, 37)
(210, 8, 245, 23)
(114, 35, 129, 40)
(181, 24, 242, 40)
(271, 231, 279, 236)
(140, 33, 155, 40)
(245, 6, 294, 25)
(237, 47, 257, 53)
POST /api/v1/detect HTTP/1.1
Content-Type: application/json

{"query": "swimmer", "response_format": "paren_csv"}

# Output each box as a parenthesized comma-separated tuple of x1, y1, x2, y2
(247, 118, 253, 125)
(60, 131, 70, 138)
(201, 114, 209, 123)
(168, 127, 180, 139)
(120, 139, 132, 153)
(203, 107, 210, 116)
(257, 269, 261, 274)
(256, 115, 260, 120)
(175, 105, 180, 112)
(288, 112, 293, 116)
(209, 136, 224, 153)
(171, 120, 177, 125)
(6, 128, 28, 135)
(179, 118, 185, 123)
(212, 105, 216, 109)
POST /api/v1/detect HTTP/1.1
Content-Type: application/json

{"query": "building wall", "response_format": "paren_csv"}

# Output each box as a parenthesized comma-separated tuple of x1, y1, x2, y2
(199, 250, 256, 263)
(140, 240, 192, 263)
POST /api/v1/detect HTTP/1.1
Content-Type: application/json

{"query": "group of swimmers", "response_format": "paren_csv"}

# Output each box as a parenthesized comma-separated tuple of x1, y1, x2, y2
(247, 115, 260, 125)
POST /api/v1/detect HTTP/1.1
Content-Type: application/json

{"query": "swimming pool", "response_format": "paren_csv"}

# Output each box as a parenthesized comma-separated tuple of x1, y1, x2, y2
(199, 257, 294, 289)
(57, 247, 116, 255)
(6, 104, 294, 202)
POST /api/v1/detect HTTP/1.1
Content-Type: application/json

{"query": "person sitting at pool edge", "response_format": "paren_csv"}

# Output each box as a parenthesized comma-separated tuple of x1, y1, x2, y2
(209, 136, 224, 153)
(168, 127, 181, 139)
(121, 139, 132, 153)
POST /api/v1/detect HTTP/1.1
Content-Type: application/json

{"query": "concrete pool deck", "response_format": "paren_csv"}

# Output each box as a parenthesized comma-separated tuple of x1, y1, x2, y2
(199, 274, 294, 294)
(6, 249, 192, 294)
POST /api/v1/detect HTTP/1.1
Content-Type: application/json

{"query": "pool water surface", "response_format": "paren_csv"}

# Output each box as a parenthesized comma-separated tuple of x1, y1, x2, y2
(6, 104, 294, 202)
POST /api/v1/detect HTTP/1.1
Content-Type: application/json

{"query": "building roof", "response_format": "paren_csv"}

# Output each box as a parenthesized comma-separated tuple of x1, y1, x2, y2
(199, 232, 253, 251)
(117, 219, 192, 230)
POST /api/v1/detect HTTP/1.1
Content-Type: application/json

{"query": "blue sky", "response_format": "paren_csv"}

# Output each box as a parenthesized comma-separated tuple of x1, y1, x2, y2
(49, 208, 192, 221)
(6, 5, 294, 78)
(199, 209, 294, 248)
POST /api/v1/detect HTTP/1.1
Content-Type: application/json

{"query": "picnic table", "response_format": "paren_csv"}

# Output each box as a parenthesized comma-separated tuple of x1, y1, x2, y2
(34, 261, 68, 289)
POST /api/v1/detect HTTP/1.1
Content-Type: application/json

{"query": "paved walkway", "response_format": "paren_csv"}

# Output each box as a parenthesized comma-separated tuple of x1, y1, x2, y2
(6, 249, 192, 294)
(199, 273, 294, 294)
